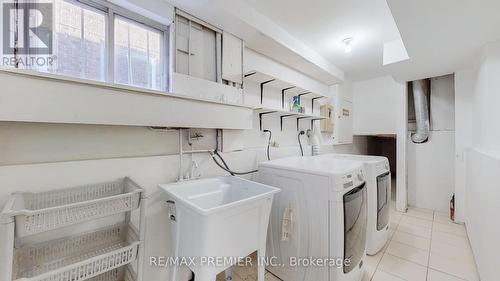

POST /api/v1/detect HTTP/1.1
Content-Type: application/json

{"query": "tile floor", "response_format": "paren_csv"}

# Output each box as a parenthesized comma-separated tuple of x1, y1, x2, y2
(363, 205, 480, 281)
(217, 204, 480, 281)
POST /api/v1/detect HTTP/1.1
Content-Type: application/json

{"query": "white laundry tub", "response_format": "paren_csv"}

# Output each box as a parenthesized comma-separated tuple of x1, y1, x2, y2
(159, 176, 279, 281)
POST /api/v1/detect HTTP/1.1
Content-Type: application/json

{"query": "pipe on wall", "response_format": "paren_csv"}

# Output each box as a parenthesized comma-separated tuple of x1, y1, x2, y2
(411, 79, 430, 143)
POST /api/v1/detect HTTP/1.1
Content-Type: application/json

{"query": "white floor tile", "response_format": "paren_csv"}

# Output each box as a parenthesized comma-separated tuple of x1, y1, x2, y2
(433, 211, 453, 224)
(264, 272, 281, 281)
(431, 239, 473, 259)
(378, 253, 427, 281)
(400, 215, 433, 229)
(361, 270, 372, 281)
(427, 269, 468, 281)
(433, 221, 467, 237)
(392, 230, 431, 251)
(429, 251, 480, 281)
(371, 269, 407, 281)
(431, 230, 471, 248)
(405, 207, 434, 221)
(397, 223, 432, 238)
(390, 210, 404, 222)
(386, 240, 429, 266)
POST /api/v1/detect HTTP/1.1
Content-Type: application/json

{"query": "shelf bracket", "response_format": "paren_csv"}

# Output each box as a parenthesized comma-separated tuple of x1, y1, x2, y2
(281, 87, 296, 109)
(280, 114, 296, 131)
(297, 92, 312, 104)
(259, 111, 277, 131)
(260, 79, 276, 104)
(311, 97, 323, 114)
(296, 116, 308, 131)
(310, 118, 323, 131)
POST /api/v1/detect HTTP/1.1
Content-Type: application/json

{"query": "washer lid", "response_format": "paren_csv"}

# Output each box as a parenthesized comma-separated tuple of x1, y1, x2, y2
(259, 156, 363, 176)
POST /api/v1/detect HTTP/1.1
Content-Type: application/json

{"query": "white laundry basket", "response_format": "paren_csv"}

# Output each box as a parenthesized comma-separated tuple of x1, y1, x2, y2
(13, 223, 141, 281)
(85, 266, 136, 281)
(3, 177, 143, 237)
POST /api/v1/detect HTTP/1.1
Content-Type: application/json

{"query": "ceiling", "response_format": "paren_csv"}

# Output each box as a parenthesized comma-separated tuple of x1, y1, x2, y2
(242, 0, 403, 81)
(165, 0, 344, 84)
(386, 0, 500, 82)
(166, 0, 500, 84)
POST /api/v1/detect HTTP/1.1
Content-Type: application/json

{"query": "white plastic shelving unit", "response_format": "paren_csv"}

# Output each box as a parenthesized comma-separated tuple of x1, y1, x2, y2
(0, 177, 146, 281)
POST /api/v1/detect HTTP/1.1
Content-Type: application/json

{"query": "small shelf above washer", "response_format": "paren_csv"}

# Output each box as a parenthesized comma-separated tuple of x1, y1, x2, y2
(254, 106, 327, 131)
(244, 70, 328, 107)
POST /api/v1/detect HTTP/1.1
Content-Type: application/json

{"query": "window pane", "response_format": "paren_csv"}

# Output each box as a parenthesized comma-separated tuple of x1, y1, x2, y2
(47, 0, 106, 80)
(114, 16, 163, 90)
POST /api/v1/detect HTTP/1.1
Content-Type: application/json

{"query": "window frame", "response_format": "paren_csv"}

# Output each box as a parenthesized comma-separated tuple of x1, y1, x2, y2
(86, 0, 171, 91)
(6, 0, 171, 91)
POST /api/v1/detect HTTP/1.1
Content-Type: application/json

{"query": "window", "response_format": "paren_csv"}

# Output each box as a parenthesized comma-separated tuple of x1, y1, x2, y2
(175, 13, 219, 82)
(6, 0, 169, 91)
(114, 16, 163, 90)
(51, 0, 107, 81)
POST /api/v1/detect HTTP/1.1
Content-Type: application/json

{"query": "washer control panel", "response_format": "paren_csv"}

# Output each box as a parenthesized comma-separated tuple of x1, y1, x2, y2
(342, 173, 354, 189)
(375, 161, 390, 174)
(342, 168, 365, 189)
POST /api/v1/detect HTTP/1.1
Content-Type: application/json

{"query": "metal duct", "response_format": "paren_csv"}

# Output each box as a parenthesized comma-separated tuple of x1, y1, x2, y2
(411, 79, 430, 143)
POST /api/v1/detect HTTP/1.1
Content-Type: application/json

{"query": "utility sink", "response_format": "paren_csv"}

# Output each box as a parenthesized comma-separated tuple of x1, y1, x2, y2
(159, 176, 279, 281)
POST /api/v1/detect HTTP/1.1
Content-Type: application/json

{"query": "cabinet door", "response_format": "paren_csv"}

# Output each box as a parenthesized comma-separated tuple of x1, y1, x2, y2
(336, 99, 353, 144)
(222, 32, 243, 84)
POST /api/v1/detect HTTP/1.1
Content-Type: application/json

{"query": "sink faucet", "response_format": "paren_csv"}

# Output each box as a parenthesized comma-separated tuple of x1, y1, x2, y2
(187, 160, 201, 180)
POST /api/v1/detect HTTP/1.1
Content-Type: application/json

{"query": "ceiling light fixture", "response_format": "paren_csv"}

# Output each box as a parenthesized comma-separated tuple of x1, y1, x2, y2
(343, 37, 353, 53)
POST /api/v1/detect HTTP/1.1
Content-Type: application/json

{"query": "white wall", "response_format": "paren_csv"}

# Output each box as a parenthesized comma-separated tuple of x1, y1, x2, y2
(352, 76, 405, 135)
(454, 42, 500, 281)
(407, 131, 455, 211)
(455, 42, 500, 222)
(407, 75, 455, 212)
(465, 149, 500, 281)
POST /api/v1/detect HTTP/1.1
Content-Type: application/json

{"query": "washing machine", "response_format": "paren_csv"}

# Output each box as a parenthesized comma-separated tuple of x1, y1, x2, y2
(256, 156, 367, 281)
(316, 154, 391, 255)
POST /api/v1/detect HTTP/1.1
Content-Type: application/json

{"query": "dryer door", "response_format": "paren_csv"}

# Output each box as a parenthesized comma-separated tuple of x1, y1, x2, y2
(376, 172, 391, 230)
(343, 183, 367, 273)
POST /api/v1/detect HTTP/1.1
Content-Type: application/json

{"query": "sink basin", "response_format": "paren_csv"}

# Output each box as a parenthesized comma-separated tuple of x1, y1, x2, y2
(159, 176, 279, 281)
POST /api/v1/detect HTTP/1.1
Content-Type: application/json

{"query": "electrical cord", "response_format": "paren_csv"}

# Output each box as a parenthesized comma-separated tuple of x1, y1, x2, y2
(209, 151, 259, 175)
(213, 149, 235, 176)
(212, 129, 258, 175)
(298, 130, 305, 156)
(263, 129, 272, 161)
